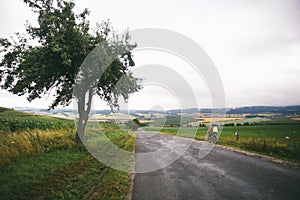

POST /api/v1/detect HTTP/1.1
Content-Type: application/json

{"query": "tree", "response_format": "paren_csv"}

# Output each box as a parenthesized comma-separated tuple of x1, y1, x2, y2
(126, 119, 139, 130)
(0, 0, 141, 143)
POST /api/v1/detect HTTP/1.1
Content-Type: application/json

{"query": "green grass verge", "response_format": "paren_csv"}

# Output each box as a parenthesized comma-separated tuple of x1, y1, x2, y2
(1, 123, 136, 200)
(0, 148, 133, 200)
(0, 149, 86, 200)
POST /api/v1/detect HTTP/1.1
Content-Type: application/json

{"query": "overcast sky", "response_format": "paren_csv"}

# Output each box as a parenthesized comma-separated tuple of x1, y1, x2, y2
(0, 0, 300, 110)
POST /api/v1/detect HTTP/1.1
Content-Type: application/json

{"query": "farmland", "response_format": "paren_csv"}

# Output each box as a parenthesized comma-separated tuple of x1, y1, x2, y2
(0, 107, 74, 132)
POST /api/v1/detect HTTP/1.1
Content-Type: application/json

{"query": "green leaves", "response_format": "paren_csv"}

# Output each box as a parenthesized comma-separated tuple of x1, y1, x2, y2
(1, 0, 140, 141)
(2, 1, 119, 106)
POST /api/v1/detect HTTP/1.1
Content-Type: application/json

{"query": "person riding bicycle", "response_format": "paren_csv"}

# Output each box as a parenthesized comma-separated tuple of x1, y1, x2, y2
(208, 126, 213, 141)
(213, 125, 218, 137)
(208, 124, 218, 143)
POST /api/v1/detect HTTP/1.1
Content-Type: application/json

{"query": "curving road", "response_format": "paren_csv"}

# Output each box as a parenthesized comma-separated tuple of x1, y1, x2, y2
(132, 130, 300, 200)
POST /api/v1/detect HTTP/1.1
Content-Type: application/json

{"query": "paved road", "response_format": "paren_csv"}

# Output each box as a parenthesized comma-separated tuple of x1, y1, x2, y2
(132, 130, 300, 200)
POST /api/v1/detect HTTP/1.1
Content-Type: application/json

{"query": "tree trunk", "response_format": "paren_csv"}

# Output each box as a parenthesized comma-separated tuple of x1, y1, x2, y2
(75, 114, 88, 144)
(75, 89, 93, 144)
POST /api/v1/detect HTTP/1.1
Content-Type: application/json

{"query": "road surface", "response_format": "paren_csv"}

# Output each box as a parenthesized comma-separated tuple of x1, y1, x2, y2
(132, 130, 300, 200)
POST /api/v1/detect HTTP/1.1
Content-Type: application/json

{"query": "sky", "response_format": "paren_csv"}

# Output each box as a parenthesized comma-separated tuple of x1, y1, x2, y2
(0, 0, 300, 110)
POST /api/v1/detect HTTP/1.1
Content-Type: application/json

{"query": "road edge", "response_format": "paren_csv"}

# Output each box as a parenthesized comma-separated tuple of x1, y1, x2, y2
(216, 144, 300, 169)
(127, 131, 137, 200)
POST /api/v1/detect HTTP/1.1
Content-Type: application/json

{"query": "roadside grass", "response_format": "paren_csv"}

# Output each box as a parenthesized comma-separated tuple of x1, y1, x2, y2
(83, 122, 136, 172)
(0, 148, 134, 200)
(0, 149, 86, 200)
(1, 118, 136, 199)
(0, 129, 76, 167)
(142, 125, 300, 162)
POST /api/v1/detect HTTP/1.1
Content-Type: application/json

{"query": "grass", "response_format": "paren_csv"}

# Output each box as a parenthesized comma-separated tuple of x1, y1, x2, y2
(0, 149, 86, 200)
(0, 129, 76, 167)
(219, 125, 300, 162)
(0, 107, 136, 200)
(143, 124, 300, 162)
(0, 108, 74, 166)
(0, 147, 134, 200)
(83, 122, 136, 172)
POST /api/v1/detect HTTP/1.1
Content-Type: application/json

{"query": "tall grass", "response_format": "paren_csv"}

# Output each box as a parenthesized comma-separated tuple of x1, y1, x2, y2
(0, 107, 77, 166)
(218, 137, 300, 161)
(0, 129, 75, 167)
(0, 123, 136, 200)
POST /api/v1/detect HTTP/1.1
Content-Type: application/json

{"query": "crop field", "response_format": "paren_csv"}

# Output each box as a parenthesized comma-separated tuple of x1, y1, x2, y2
(0, 108, 135, 200)
(0, 107, 74, 132)
(197, 117, 243, 123)
(223, 117, 271, 125)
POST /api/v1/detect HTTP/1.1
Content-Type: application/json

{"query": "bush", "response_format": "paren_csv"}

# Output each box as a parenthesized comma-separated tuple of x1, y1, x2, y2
(126, 119, 139, 130)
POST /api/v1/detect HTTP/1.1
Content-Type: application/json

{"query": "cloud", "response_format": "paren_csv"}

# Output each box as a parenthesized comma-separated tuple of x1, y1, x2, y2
(1, 0, 299, 109)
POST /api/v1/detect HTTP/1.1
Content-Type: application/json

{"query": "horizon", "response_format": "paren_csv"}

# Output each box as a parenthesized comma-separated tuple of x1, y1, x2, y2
(6, 104, 300, 111)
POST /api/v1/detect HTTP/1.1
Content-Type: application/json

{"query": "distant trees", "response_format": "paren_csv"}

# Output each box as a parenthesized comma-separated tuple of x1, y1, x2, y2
(223, 122, 262, 126)
(243, 122, 250, 126)
(126, 119, 145, 130)
(224, 123, 235, 127)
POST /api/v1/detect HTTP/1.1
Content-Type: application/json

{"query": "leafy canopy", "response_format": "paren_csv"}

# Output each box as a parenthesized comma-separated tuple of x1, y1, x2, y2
(0, 0, 140, 109)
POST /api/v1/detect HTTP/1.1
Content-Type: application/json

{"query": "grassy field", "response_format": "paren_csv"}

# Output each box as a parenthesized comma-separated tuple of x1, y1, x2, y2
(143, 124, 300, 162)
(219, 125, 300, 162)
(0, 108, 136, 200)
(0, 107, 74, 132)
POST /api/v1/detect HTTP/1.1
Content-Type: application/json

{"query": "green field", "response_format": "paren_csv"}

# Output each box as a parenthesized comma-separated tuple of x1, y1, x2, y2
(0, 107, 74, 132)
(0, 108, 135, 200)
(143, 124, 300, 162)
(148, 116, 199, 126)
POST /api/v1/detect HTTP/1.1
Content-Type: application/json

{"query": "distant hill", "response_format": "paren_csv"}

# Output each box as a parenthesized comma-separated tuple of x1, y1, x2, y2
(12, 105, 300, 118)
(0, 106, 74, 122)
(227, 106, 300, 115)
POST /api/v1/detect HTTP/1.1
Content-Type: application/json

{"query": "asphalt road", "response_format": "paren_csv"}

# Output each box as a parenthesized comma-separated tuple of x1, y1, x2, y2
(132, 130, 300, 200)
